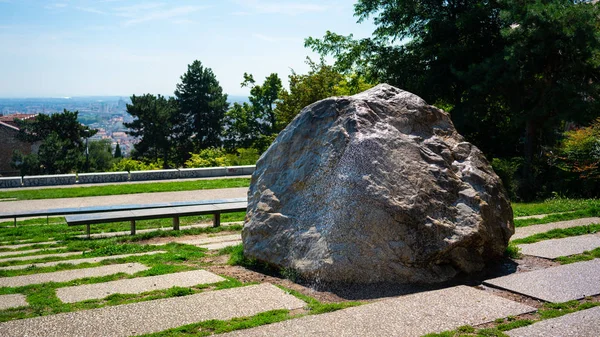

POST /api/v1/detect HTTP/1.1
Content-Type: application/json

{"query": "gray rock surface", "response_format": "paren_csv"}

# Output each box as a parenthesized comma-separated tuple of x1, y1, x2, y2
(223, 285, 535, 337)
(0, 283, 305, 337)
(507, 306, 600, 337)
(484, 259, 600, 302)
(243, 84, 513, 283)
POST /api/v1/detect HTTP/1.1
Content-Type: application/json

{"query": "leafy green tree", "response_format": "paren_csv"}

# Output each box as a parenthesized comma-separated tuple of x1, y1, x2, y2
(11, 110, 96, 175)
(241, 73, 283, 135)
(307, 0, 600, 200)
(114, 143, 122, 158)
(552, 118, 600, 181)
(87, 139, 116, 172)
(174, 60, 229, 153)
(223, 102, 262, 150)
(125, 94, 178, 168)
(275, 58, 374, 130)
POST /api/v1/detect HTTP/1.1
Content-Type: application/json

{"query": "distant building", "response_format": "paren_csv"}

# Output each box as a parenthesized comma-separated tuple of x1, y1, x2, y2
(0, 114, 38, 176)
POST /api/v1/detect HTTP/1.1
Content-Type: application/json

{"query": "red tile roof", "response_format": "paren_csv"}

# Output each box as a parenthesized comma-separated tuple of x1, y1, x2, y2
(0, 114, 37, 128)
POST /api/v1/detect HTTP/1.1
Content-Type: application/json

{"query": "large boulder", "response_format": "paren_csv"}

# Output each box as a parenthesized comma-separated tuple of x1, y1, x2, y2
(242, 84, 513, 284)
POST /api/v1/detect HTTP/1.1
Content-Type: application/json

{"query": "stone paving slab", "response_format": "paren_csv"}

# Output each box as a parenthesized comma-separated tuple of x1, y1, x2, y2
(0, 251, 166, 270)
(0, 263, 149, 288)
(0, 248, 60, 258)
(57, 269, 225, 303)
(153, 233, 242, 246)
(223, 285, 535, 337)
(0, 241, 59, 249)
(518, 234, 600, 259)
(514, 211, 576, 220)
(0, 283, 305, 337)
(0, 251, 81, 263)
(199, 240, 242, 250)
(512, 217, 600, 240)
(507, 306, 600, 337)
(484, 259, 600, 302)
(0, 294, 27, 310)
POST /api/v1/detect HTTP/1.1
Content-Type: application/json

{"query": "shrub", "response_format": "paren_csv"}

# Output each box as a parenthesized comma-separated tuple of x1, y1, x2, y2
(109, 158, 162, 172)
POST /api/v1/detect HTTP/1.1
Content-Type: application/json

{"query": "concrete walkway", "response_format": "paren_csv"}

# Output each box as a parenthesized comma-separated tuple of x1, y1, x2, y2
(507, 306, 600, 337)
(0, 251, 166, 270)
(224, 286, 535, 337)
(0, 188, 248, 214)
(518, 234, 600, 259)
(0, 294, 27, 310)
(0, 252, 80, 263)
(56, 270, 225, 303)
(0, 263, 148, 287)
(0, 283, 305, 337)
(512, 217, 600, 240)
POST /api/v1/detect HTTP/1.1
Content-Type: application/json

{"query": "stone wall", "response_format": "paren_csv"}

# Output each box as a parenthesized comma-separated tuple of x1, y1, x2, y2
(23, 174, 77, 187)
(0, 166, 256, 188)
(0, 177, 22, 188)
(78, 172, 129, 184)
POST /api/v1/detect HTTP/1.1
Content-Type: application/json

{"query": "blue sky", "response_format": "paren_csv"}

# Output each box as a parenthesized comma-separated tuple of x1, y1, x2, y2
(0, 0, 375, 98)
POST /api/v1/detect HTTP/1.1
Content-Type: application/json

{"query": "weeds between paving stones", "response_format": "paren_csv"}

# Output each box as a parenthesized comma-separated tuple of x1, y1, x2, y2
(511, 197, 600, 217)
(513, 207, 600, 227)
(0, 177, 251, 201)
(511, 223, 600, 245)
(423, 295, 600, 337)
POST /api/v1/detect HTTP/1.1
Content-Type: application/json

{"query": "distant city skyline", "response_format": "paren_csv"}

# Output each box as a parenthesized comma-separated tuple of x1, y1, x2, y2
(0, 0, 375, 98)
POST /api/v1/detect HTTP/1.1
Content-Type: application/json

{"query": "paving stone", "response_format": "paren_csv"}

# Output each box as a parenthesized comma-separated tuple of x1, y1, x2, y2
(0, 248, 60, 258)
(0, 241, 59, 249)
(199, 240, 242, 250)
(0, 263, 149, 288)
(75, 223, 240, 239)
(514, 211, 576, 220)
(507, 306, 600, 337)
(0, 252, 81, 263)
(0, 283, 305, 337)
(484, 259, 600, 302)
(512, 217, 600, 240)
(518, 234, 600, 259)
(0, 251, 166, 270)
(222, 285, 535, 337)
(163, 233, 242, 246)
(57, 269, 225, 303)
(0, 294, 27, 310)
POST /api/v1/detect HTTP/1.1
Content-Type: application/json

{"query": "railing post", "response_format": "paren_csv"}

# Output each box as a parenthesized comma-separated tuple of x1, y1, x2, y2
(213, 212, 221, 227)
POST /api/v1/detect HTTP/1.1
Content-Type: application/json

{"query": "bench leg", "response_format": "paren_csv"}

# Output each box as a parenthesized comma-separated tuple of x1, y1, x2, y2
(86, 224, 90, 239)
(131, 220, 136, 236)
(14, 217, 16, 228)
(213, 212, 221, 228)
(173, 216, 180, 231)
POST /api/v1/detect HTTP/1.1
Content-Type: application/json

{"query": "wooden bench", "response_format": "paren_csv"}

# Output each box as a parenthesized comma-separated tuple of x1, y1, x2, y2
(0, 198, 246, 227)
(65, 201, 247, 238)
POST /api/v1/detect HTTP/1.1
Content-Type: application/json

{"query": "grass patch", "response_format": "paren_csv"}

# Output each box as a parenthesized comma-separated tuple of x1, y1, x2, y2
(0, 178, 250, 201)
(280, 286, 361, 315)
(505, 243, 521, 259)
(556, 247, 600, 264)
(512, 197, 600, 217)
(140, 309, 293, 337)
(423, 299, 600, 337)
(511, 224, 600, 245)
(514, 207, 600, 227)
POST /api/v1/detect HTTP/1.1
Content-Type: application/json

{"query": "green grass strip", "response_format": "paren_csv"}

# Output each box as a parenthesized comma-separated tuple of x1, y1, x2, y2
(511, 224, 600, 245)
(422, 300, 600, 337)
(514, 207, 600, 227)
(0, 178, 250, 201)
(512, 198, 600, 217)
(556, 247, 600, 264)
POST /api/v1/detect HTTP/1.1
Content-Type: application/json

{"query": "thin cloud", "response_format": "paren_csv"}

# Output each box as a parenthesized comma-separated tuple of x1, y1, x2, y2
(235, 0, 328, 16)
(45, 3, 68, 10)
(113, 3, 207, 26)
(76, 7, 107, 15)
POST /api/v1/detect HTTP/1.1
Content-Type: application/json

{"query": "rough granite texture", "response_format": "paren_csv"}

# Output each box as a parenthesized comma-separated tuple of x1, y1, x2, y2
(518, 234, 600, 259)
(0, 283, 305, 337)
(22, 174, 77, 187)
(0, 177, 22, 189)
(56, 270, 225, 303)
(507, 306, 600, 337)
(0, 294, 27, 310)
(243, 84, 514, 283)
(0, 263, 148, 287)
(223, 285, 535, 337)
(484, 259, 600, 302)
(0, 251, 165, 270)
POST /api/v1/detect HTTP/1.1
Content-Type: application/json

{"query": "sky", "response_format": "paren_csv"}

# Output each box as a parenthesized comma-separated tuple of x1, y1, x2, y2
(0, 0, 376, 98)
